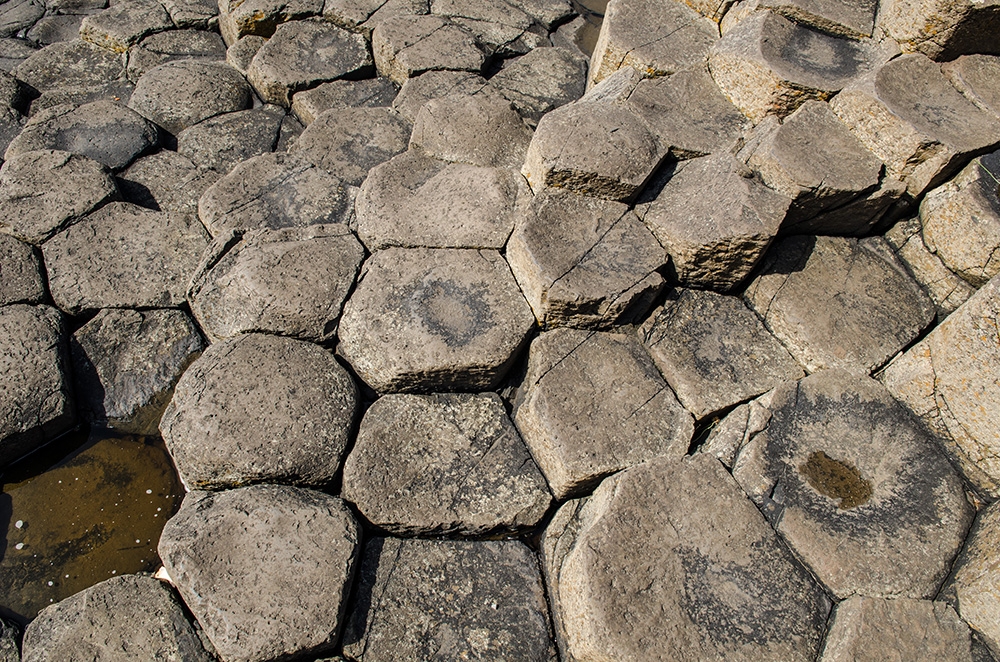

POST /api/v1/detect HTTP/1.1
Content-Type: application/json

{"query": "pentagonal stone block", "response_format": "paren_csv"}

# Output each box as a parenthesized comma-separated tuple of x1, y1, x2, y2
(159, 485, 360, 662)
(42, 202, 210, 315)
(342, 392, 551, 536)
(176, 105, 283, 173)
(198, 152, 353, 237)
(6, 100, 158, 170)
(507, 189, 665, 329)
(118, 149, 220, 215)
(70, 308, 204, 435)
(543, 455, 830, 661)
(291, 77, 399, 125)
(819, 596, 974, 662)
(488, 46, 587, 125)
(920, 150, 1000, 287)
(129, 60, 252, 134)
(589, 0, 718, 87)
(125, 29, 227, 82)
(392, 69, 486, 122)
(342, 538, 556, 662)
(943, 54, 1000, 120)
(0, 304, 74, 468)
(730, 370, 973, 598)
(640, 288, 803, 420)
(289, 106, 411, 185)
(188, 224, 364, 342)
(878, 0, 1000, 61)
(79, 0, 173, 53)
(514, 328, 693, 499)
(430, 0, 547, 58)
(14, 39, 125, 93)
(372, 15, 485, 85)
(882, 274, 1000, 498)
(638, 153, 790, 291)
(356, 149, 526, 250)
(160, 332, 357, 489)
(21, 575, 214, 662)
(757, 0, 877, 38)
(884, 217, 974, 317)
(743, 236, 935, 374)
(0, 234, 44, 305)
(0, 150, 117, 245)
(709, 11, 876, 122)
(246, 20, 372, 107)
(217, 0, 323, 45)
(830, 53, 1000, 197)
(338, 247, 535, 393)
(941, 501, 1000, 657)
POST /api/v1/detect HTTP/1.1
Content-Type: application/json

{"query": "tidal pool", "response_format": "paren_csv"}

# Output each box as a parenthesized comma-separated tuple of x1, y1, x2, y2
(0, 428, 183, 624)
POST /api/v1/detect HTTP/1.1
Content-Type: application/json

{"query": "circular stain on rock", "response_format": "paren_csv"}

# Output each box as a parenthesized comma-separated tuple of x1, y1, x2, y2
(407, 279, 494, 348)
(799, 451, 873, 509)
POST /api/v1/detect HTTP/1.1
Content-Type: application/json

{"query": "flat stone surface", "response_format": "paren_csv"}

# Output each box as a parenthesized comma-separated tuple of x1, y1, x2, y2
(0, 0, 44, 38)
(28, 80, 136, 116)
(729, 369, 973, 598)
(391, 69, 485, 122)
(879, 0, 1000, 60)
(638, 153, 789, 291)
(217, 0, 323, 45)
(79, 0, 173, 53)
(160, 332, 357, 489)
(543, 454, 830, 661)
(372, 15, 485, 85)
(26, 14, 86, 48)
(0, 149, 117, 244)
(0, 37, 38, 72)
(0, 304, 74, 468)
(225, 34, 265, 74)
(342, 392, 551, 536)
(356, 148, 525, 250)
(0, 233, 45, 304)
(884, 217, 975, 317)
(176, 105, 283, 173)
(117, 149, 220, 214)
(70, 308, 204, 435)
(125, 29, 227, 82)
(21, 575, 214, 662)
(198, 152, 353, 236)
(589, 0, 718, 87)
(507, 188, 665, 329)
(13, 39, 125, 93)
(514, 328, 693, 499)
(743, 235, 935, 374)
(246, 20, 372, 107)
(163, 0, 219, 28)
(882, 273, 1000, 498)
(342, 538, 556, 662)
(322, 0, 428, 37)
(759, 0, 877, 38)
(291, 77, 398, 125)
(42, 201, 210, 314)
(159, 485, 360, 662)
(338, 247, 535, 393)
(944, 54, 1000, 120)
(6, 100, 158, 170)
(289, 106, 411, 185)
(188, 224, 364, 341)
(430, 0, 545, 58)
(819, 596, 974, 662)
(488, 46, 587, 124)
(129, 60, 252, 134)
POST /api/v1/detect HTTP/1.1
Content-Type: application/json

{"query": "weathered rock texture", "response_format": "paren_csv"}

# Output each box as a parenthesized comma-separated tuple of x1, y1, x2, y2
(129, 60, 252, 134)
(117, 149, 219, 215)
(884, 217, 975, 317)
(878, 0, 1000, 61)
(371, 15, 485, 85)
(0, 233, 45, 305)
(291, 77, 399, 125)
(176, 106, 283, 173)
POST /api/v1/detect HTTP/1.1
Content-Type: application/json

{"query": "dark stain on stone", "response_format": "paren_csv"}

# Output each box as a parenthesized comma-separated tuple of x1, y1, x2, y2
(799, 450, 873, 509)
(976, 149, 1000, 215)
(763, 15, 864, 85)
(407, 279, 494, 348)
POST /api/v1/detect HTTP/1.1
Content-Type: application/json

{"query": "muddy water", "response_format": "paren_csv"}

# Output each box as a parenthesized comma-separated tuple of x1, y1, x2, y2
(0, 428, 183, 624)
(572, 0, 607, 57)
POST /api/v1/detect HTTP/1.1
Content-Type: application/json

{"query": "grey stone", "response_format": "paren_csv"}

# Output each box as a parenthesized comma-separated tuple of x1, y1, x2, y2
(217, 0, 323, 45)
(640, 288, 803, 420)
(13, 39, 125, 93)
(188, 224, 364, 341)
(160, 332, 357, 489)
(678, 0, 737, 22)
(830, 53, 1000, 198)
(589, 0, 718, 87)
(0, 233, 45, 304)
(6, 100, 158, 170)
(289, 106, 411, 185)
(944, 54, 1000, 120)
(409, 92, 531, 169)
(0, 149, 117, 244)
(884, 217, 975, 317)
(21, 575, 214, 662)
(507, 0, 572, 28)
(291, 77, 398, 125)
(507, 189, 665, 329)
(638, 153, 790, 291)
(514, 328, 693, 499)
(337, 247, 535, 393)
(79, 0, 173, 53)
(391, 69, 485, 122)
(356, 148, 525, 250)
(176, 105, 283, 173)
(70, 308, 204, 435)
(322, 0, 428, 37)
(224, 34, 265, 75)
(882, 274, 1000, 498)
(0, 304, 74, 468)
(542, 454, 830, 662)
(117, 149, 220, 214)
(548, 15, 590, 60)
(27, 14, 87, 47)
(708, 11, 876, 123)
(920, 151, 1000, 287)
(0, 0, 44, 38)
(158, 485, 360, 662)
(42, 201, 209, 314)
(430, 0, 546, 57)
(757, 0, 877, 38)
(129, 60, 252, 134)
(729, 369, 973, 598)
(342, 392, 551, 536)
(197, 152, 353, 236)
(125, 29, 227, 82)
(0, 37, 38, 72)
(372, 15, 485, 85)
(0, 67, 24, 111)
(0, 618, 17, 662)
(246, 20, 372, 107)
(941, 501, 1000, 657)
(163, 0, 219, 28)
(342, 538, 556, 662)
(878, 0, 1000, 61)
(488, 46, 587, 125)
(819, 596, 974, 662)
(744, 235, 935, 374)
(276, 110, 304, 150)
(29, 80, 135, 115)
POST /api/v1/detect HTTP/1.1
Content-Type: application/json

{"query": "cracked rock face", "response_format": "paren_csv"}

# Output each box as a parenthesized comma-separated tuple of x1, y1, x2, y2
(372, 15, 485, 85)
(0, 233, 45, 305)
(176, 106, 283, 173)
